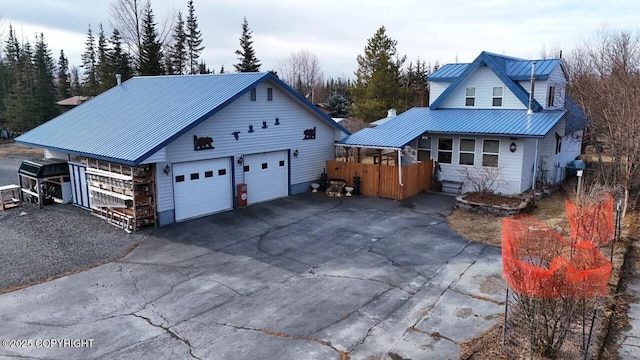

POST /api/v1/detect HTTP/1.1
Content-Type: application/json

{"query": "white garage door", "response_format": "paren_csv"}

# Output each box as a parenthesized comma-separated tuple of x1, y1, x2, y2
(173, 158, 232, 221)
(243, 151, 288, 205)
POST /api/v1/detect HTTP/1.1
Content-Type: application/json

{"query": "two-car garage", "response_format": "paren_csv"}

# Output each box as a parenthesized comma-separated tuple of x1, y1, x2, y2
(172, 150, 289, 221)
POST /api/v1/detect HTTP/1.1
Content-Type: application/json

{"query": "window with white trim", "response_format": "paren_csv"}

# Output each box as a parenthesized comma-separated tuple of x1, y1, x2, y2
(547, 86, 555, 107)
(437, 137, 453, 164)
(267, 87, 273, 101)
(555, 133, 562, 154)
(482, 139, 500, 167)
(492, 86, 503, 107)
(417, 135, 431, 161)
(465, 87, 476, 106)
(459, 139, 475, 165)
(250, 88, 257, 101)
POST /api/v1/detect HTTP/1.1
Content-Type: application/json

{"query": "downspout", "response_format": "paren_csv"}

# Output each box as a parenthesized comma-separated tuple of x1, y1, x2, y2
(532, 138, 540, 197)
(398, 148, 403, 187)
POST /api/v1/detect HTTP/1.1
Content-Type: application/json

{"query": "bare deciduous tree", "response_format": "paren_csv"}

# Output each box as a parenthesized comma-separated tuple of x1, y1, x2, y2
(276, 49, 323, 101)
(109, 0, 173, 69)
(565, 27, 640, 218)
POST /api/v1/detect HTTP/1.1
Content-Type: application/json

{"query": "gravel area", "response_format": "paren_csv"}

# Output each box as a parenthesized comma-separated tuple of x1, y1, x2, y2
(0, 154, 143, 291)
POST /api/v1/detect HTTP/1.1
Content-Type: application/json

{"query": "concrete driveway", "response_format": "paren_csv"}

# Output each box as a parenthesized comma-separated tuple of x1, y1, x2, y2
(0, 193, 506, 360)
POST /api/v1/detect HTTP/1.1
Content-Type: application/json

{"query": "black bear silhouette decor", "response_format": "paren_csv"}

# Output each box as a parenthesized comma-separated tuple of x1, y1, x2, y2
(194, 135, 214, 150)
(303, 126, 316, 140)
(231, 131, 241, 141)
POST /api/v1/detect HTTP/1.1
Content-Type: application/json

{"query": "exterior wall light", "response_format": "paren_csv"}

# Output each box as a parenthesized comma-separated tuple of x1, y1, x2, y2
(163, 164, 171, 175)
(293, 149, 299, 157)
(237, 156, 244, 164)
(509, 142, 517, 153)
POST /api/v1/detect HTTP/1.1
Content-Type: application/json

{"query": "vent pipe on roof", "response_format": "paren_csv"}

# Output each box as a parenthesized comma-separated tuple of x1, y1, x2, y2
(116, 74, 122, 86)
(387, 109, 397, 118)
(527, 61, 536, 114)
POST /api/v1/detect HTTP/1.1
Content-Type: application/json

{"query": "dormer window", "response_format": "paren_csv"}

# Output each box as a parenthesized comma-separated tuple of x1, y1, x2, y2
(547, 86, 555, 107)
(492, 86, 503, 107)
(465, 87, 476, 106)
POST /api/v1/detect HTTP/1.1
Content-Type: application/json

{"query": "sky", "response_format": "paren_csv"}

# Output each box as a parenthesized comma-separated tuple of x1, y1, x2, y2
(0, 0, 638, 80)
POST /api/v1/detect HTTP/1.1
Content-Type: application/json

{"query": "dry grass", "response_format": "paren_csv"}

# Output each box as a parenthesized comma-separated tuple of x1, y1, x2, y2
(446, 189, 570, 247)
(453, 187, 639, 360)
(0, 141, 43, 157)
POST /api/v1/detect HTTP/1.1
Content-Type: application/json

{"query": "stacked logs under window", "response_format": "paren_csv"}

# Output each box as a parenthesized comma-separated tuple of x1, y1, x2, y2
(326, 179, 346, 197)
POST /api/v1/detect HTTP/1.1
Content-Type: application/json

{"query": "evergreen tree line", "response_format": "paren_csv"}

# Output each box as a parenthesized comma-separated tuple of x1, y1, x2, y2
(0, 5, 431, 134)
(0, 0, 209, 134)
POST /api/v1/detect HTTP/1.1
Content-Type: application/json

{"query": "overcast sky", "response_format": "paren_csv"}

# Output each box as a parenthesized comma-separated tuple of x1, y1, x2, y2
(1, 0, 638, 79)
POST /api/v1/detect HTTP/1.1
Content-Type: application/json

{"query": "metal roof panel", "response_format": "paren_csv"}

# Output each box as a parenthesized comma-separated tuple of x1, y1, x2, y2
(339, 108, 566, 148)
(16, 73, 349, 164)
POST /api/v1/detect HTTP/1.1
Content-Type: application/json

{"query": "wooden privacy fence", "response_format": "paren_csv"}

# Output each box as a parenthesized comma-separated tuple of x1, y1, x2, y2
(325, 160, 433, 201)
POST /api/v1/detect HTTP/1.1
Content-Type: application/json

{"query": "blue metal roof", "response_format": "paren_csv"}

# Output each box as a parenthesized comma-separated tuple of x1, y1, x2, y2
(339, 107, 566, 149)
(429, 52, 545, 112)
(429, 54, 560, 82)
(506, 59, 561, 80)
(564, 95, 589, 134)
(16, 72, 349, 165)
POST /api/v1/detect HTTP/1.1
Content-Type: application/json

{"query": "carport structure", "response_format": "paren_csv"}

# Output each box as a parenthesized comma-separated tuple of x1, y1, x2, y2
(330, 128, 433, 201)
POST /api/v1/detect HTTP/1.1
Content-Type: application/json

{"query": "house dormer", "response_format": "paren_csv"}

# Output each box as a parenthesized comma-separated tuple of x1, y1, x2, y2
(427, 51, 566, 111)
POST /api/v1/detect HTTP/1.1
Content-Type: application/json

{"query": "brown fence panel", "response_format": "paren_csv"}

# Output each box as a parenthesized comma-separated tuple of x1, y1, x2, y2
(326, 160, 432, 200)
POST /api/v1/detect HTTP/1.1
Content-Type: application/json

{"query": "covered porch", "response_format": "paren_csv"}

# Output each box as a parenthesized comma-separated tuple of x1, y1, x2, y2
(329, 144, 433, 201)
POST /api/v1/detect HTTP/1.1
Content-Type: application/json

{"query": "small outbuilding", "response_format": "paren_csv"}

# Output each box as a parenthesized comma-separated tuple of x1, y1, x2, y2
(16, 73, 350, 230)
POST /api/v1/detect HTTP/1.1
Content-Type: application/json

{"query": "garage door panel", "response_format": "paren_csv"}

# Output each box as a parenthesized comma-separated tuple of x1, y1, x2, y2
(174, 158, 232, 221)
(244, 151, 288, 205)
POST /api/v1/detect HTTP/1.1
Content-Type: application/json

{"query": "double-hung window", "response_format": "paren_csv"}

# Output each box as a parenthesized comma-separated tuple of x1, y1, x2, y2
(417, 135, 431, 161)
(465, 87, 476, 106)
(459, 139, 475, 165)
(482, 140, 500, 167)
(492, 86, 503, 107)
(437, 137, 453, 164)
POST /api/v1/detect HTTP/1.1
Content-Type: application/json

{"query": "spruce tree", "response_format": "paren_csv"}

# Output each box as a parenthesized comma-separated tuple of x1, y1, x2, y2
(70, 67, 82, 96)
(108, 29, 134, 82)
(138, 4, 164, 76)
(170, 11, 187, 75)
(81, 25, 99, 96)
(33, 33, 59, 124)
(186, 0, 204, 74)
(96, 24, 114, 92)
(234, 17, 261, 72)
(56, 50, 71, 100)
(5, 41, 37, 132)
(351, 26, 407, 122)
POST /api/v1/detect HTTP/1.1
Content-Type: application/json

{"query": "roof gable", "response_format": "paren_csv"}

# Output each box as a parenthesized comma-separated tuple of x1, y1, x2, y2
(16, 72, 349, 165)
(429, 52, 544, 111)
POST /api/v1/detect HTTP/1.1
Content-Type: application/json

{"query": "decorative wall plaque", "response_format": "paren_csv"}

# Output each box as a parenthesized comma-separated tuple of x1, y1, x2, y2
(303, 126, 316, 140)
(194, 135, 214, 150)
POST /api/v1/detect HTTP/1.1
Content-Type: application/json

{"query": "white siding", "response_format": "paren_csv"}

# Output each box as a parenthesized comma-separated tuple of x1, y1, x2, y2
(435, 135, 524, 195)
(428, 82, 450, 106)
(438, 67, 526, 109)
(517, 66, 566, 110)
(141, 147, 167, 164)
(158, 79, 343, 211)
(155, 161, 174, 212)
(535, 119, 581, 185)
(520, 138, 538, 192)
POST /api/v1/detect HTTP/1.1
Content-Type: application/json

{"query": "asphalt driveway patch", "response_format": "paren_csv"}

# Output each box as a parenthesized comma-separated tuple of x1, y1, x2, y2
(0, 193, 506, 359)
